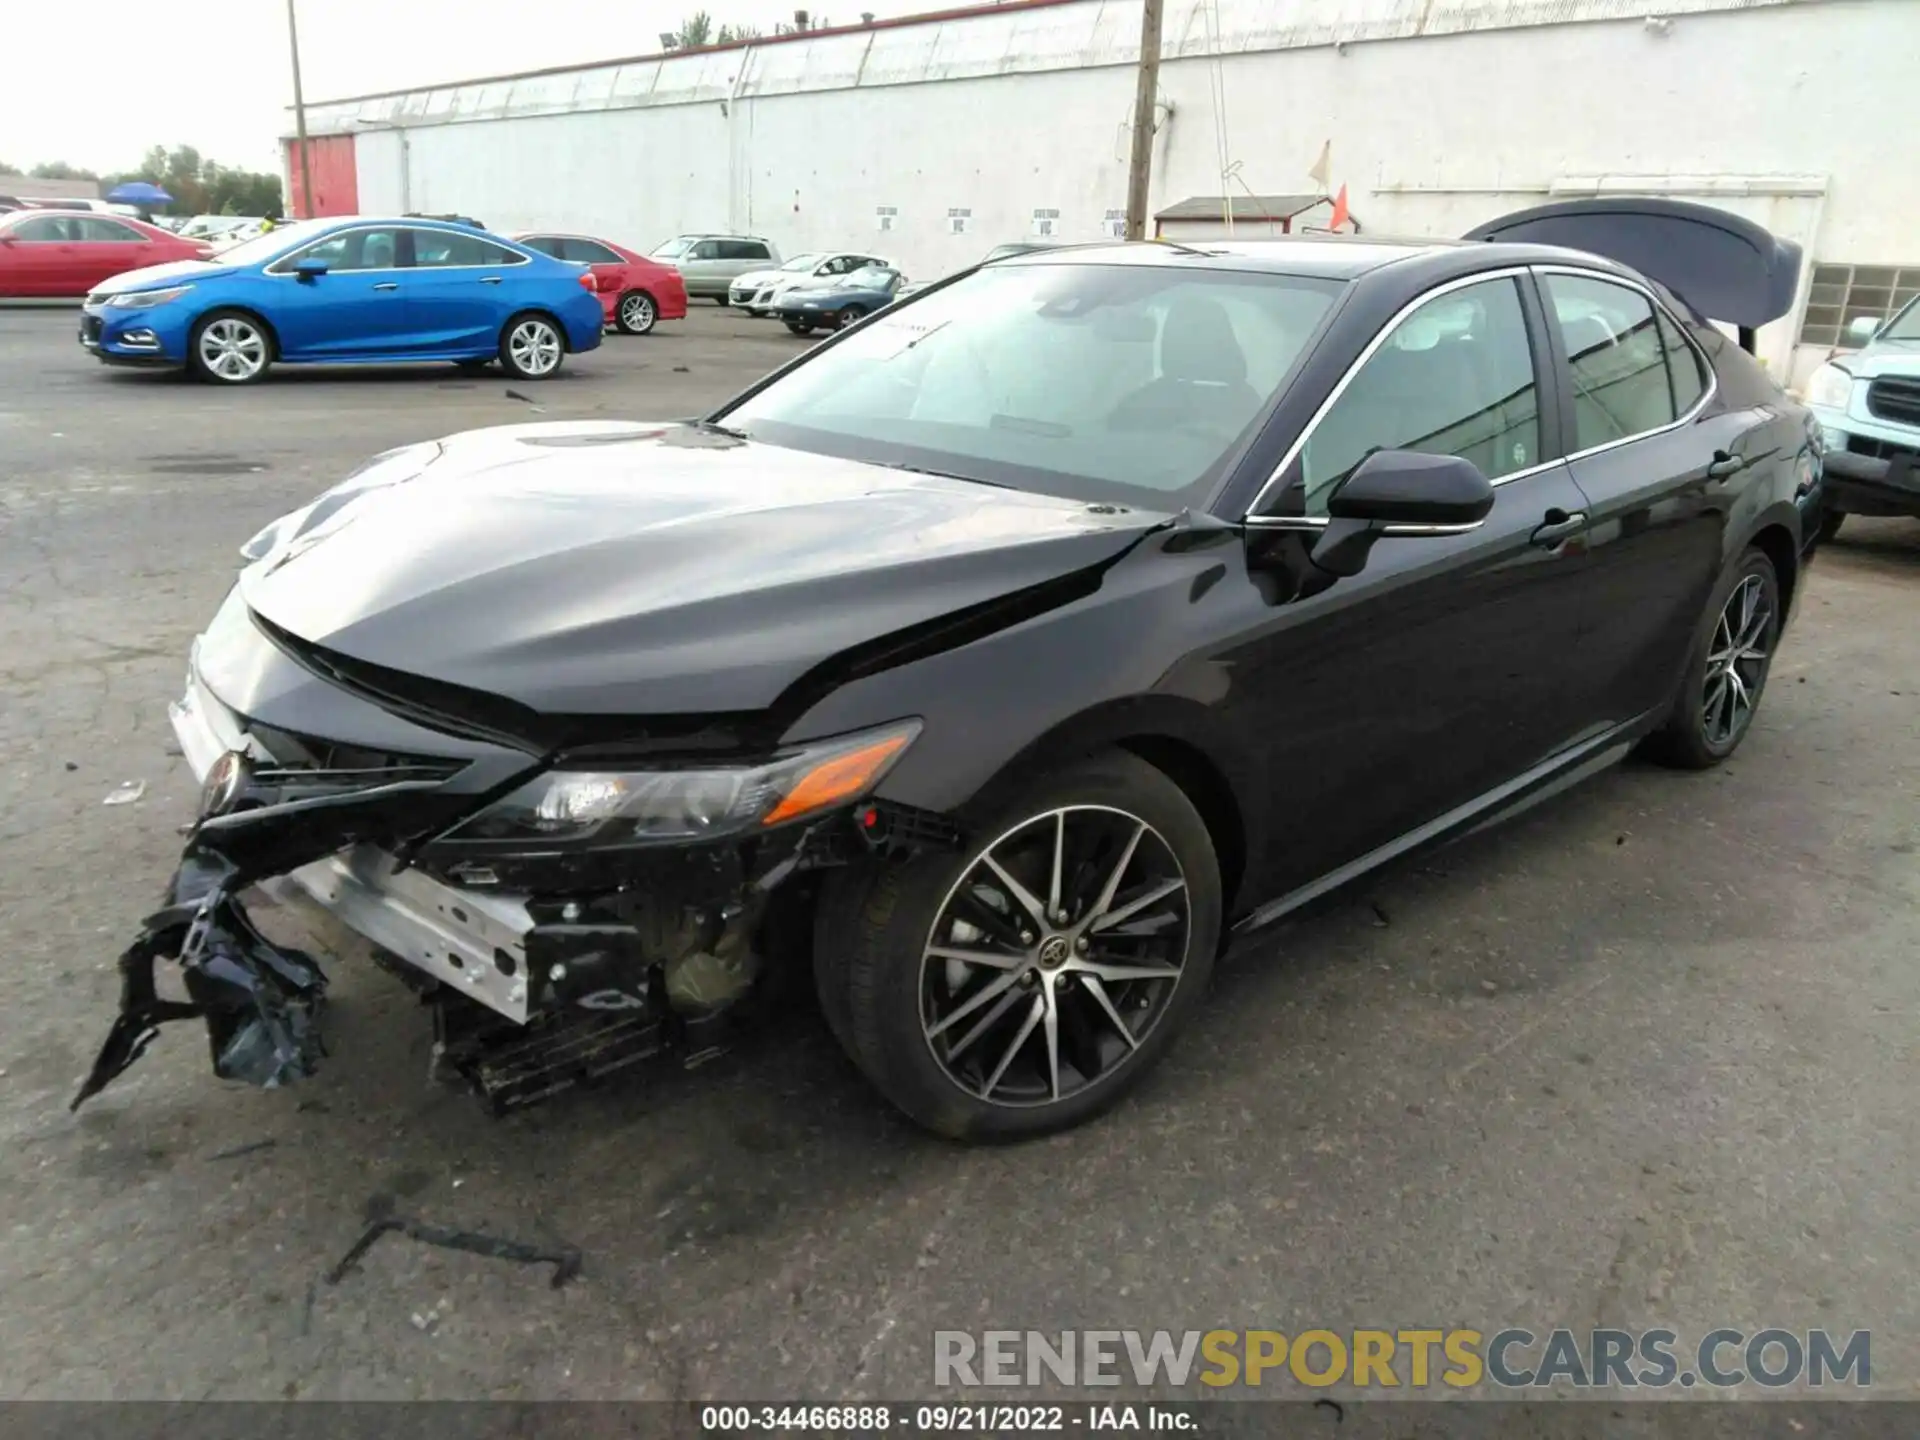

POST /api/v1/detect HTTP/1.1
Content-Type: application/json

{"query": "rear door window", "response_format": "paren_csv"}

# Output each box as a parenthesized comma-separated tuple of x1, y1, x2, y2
(1541, 273, 1687, 451)
(722, 240, 770, 261)
(563, 238, 623, 264)
(408, 229, 526, 267)
(1655, 306, 1708, 415)
(80, 217, 144, 242)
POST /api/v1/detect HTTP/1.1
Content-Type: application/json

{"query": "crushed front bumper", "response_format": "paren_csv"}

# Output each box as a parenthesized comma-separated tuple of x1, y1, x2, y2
(168, 667, 537, 1024)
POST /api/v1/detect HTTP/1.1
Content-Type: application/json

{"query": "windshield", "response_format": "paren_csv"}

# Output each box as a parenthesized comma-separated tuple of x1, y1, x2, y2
(214, 219, 333, 267)
(652, 237, 695, 258)
(846, 267, 897, 290)
(719, 262, 1342, 507)
(780, 252, 827, 272)
(1880, 298, 1920, 342)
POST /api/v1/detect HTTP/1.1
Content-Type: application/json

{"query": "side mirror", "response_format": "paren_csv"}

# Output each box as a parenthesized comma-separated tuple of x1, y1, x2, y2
(1845, 315, 1881, 346)
(293, 257, 329, 281)
(1310, 451, 1494, 578)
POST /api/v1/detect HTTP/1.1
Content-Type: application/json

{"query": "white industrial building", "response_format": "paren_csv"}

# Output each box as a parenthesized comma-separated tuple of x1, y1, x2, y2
(287, 0, 1920, 382)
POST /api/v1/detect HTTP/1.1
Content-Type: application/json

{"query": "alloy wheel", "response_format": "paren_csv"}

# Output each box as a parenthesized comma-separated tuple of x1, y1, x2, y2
(919, 805, 1191, 1108)
(1701, 572, 1773, 748)
(508, 319, 562, 376)
(620, 293, 655, 332)
(198, 318, 267, 382)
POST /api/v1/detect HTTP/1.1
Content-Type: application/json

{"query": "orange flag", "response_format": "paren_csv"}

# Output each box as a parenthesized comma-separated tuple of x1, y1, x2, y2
(1328, 183, 1350, 232)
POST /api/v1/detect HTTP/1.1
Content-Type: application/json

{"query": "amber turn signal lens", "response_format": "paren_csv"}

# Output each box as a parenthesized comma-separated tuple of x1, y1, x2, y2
(762, 733, 913, 826)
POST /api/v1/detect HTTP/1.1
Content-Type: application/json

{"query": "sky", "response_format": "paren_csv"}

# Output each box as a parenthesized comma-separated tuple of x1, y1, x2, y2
(0, 0, 914, 179)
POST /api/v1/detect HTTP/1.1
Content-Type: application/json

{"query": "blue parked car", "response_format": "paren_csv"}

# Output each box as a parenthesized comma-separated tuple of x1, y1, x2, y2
(78, 216, 605, 384)
(770, 266, 908, 334)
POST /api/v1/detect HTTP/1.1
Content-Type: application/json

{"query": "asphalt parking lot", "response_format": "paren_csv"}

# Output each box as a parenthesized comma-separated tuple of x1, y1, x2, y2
(0, 301, 1916, 1404)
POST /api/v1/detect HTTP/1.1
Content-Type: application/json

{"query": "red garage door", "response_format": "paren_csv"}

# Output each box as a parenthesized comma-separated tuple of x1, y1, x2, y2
(284, 135, 359, 218)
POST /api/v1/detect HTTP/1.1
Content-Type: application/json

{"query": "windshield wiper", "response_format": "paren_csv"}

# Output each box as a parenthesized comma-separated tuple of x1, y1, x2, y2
(689, 419, 749, 440)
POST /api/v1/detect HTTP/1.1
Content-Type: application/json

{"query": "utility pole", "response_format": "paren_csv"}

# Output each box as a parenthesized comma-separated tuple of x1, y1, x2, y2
(1123, 0, 1165, 240)
(287, 0, 315, 218)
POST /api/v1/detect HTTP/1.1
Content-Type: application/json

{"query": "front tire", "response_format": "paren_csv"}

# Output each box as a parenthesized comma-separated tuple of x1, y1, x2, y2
(784, 320, 815, 335)
(499, 313, 565, 380)
(1644, 546, 1781, 769)
(615, 290, 657, 335)
(817, 752, 1220, 1141)
(188, 310, 272, 385)
(1817, 508, 1846, 544)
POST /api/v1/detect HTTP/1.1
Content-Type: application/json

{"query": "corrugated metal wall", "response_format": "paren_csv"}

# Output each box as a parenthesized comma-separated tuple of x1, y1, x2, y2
(283, 135, 360, 218)
(295, 0, 1916, 377)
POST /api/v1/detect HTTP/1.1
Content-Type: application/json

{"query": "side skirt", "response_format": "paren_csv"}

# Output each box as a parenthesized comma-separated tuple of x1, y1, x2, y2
(1230, 709, 1660, 938)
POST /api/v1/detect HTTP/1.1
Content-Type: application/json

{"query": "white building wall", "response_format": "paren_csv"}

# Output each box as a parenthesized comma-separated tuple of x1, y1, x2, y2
(303, 0, 1920, 378)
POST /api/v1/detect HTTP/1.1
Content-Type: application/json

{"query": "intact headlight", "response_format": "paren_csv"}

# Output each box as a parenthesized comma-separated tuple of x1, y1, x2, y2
(239, 441, 441, 563)
(1803, 363, 1854, 410)
(446, 720, 922, 845)
(108, 285, 192, 309)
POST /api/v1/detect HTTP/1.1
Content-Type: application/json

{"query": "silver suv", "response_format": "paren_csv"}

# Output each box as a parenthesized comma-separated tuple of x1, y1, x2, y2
(1804, 298, 1920, 538)
(649, 234, 781, 302)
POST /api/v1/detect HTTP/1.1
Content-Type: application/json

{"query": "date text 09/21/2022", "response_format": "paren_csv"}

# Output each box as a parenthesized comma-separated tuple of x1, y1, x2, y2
(699, 1405, 1192, 1431)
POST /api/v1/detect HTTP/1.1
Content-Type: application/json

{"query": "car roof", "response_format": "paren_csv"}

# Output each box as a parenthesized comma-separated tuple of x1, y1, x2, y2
(1002, 234, 1643, 287)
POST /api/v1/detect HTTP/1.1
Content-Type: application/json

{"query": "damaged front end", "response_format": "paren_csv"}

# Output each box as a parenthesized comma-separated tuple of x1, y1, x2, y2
(76, 644, 952, 1114)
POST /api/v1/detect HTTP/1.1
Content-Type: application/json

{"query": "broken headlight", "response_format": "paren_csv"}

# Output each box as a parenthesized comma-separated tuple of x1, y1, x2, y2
(445, 719, 921, 845)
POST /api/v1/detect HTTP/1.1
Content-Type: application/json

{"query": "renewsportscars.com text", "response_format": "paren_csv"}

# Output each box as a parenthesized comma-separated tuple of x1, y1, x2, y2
(933, 1328, 1871, 1391)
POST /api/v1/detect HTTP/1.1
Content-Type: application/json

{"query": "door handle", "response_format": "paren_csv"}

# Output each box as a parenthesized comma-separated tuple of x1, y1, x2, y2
(1707, 450, 1746, 480)
(1530, 508, 1588, 549)
(372, 282, 399, 292)
(478, 275, 503, 285)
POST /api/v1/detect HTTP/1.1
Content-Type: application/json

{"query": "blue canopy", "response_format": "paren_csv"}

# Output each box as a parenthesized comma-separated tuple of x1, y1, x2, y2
(105, 181, 174, 207)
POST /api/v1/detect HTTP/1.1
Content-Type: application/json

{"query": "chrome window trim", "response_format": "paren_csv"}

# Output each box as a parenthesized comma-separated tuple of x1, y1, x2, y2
(1532, 263, 1719, 467)
(1245, 514, 1488, 537)
(263, 222, 533, 276)
(536, 234, 623, 264)
(1245, 266, 1535, 518)
(265, 222, 408, 276)
(398, 224, 532, 270)
(1245, 263, 1719, 520)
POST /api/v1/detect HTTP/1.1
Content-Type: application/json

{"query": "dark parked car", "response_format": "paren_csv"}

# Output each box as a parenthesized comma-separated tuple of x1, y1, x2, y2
(771, 264, 906, 333)
(78, 201, 1824, 1142)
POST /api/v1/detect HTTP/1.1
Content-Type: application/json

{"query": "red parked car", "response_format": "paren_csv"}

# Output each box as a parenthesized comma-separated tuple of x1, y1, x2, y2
(512, 232, 687, 335)
(0, 210, 212, 297)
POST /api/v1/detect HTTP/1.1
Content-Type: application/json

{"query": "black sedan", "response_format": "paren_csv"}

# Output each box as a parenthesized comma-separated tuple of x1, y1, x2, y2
(79, 200, 1825, 1141)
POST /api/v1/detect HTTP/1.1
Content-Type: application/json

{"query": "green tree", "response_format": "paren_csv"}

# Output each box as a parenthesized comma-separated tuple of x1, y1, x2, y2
(99, 145, 282, 217)
(668, 11, 713, 46)
(30, 161, 101, 181)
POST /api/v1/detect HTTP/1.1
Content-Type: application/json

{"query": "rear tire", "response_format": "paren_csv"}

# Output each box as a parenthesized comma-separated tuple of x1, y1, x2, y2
(1643, 546, 1781, 770)
(188, 309, 272, 385)
(817, 751, 1220, 1141)
(836, 304, 867, 330)
(498, 312, 565, 380)
(453, 357, 492, 374)
(615, 290, 657, 335)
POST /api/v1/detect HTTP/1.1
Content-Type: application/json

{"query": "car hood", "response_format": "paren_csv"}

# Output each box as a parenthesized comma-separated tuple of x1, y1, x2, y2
(1844, 338, 1920, 381)
(240, 421, 1168, 720)
(94, 258, 232, 295)
(733, 267, 796, 289)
